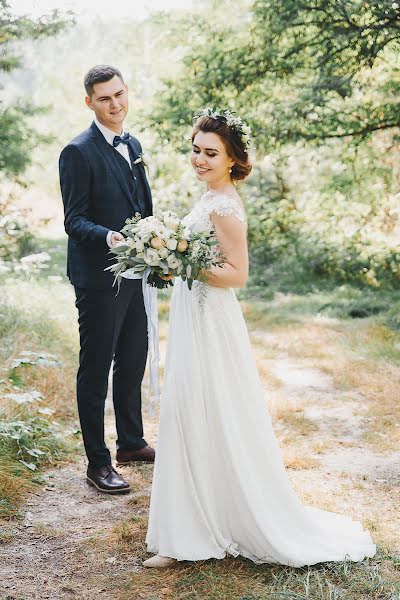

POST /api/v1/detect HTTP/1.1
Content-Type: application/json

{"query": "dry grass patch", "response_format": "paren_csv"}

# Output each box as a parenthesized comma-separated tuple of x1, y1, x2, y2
(30, 523, 65, 539)
(271, 401, 319, 439)
(283, 452, 320, 470)
(128, 493, 151, 509)
(0, 458, 35, 517)
(109, 514, 149, 557)
(246, 301, 400, 453)
(118, 558, 269, 600)
(119, 463, 154, 491)
(327, 358, 400, 451)
(254, 359, 282, 390)
(118, 552, 400, 600)
(0, 522, 18, 543)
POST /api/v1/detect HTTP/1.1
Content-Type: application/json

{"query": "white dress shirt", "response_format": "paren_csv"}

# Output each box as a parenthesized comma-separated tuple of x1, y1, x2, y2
(93, 117, 132, 247)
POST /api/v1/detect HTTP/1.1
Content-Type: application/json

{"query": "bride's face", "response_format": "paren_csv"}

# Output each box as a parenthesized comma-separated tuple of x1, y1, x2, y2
(191, 131, 234, 184)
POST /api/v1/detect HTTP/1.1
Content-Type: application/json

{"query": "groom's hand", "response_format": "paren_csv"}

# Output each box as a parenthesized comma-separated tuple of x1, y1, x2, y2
(109, 232, 124, 248)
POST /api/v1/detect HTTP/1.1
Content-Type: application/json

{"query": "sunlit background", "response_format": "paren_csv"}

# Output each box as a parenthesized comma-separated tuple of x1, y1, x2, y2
(9, 0, 194, 19)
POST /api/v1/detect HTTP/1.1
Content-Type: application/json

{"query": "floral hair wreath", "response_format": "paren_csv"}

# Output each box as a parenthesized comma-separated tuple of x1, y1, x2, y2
(193, 108, 252, 153)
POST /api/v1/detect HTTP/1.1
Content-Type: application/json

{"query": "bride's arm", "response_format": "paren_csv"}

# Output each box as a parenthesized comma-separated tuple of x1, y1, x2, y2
(203, 212, 249, 288)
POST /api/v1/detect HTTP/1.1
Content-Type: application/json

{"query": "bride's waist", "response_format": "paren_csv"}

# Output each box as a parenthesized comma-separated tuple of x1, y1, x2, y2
(176, 278, 235, 295)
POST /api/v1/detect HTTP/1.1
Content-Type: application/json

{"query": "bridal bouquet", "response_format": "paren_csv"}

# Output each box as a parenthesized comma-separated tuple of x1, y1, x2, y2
(106, 211, 221, 289)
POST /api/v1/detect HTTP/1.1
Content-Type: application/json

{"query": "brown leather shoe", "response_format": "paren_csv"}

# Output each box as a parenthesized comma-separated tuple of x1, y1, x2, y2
(86, 464, 131, 494)
(116, 445, 155, 465)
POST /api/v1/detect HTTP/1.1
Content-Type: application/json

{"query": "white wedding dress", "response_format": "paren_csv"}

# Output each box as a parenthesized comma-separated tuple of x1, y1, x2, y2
(145, 190, 376, 566)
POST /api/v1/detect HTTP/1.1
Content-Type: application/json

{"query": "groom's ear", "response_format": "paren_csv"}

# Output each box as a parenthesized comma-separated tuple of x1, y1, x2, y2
(85, 96, 94, 110)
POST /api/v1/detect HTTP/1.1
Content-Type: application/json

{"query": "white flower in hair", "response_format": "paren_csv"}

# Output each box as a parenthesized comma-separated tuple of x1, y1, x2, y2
(193, 108, 252, 152)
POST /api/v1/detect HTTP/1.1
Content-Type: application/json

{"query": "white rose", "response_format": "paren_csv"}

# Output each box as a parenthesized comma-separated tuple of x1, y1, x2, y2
(145, 216, 159, 225)
(158, 247, 169, 259)
(164, 216, 180, 231)
(144, 248, 161, 266)
(141, 230, 152, 243)
(139, 221, 155, 238)
(135, 239, 145, 252)
(182, 227, 191, 240)
(167, 254, 182, 270)
(154, 224, 170, 240)
(166, 238, 178, 251)
(138, 222, 149, 233)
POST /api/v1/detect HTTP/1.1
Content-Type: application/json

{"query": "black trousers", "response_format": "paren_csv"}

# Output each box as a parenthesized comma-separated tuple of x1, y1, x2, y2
(74, 279, 148, 467)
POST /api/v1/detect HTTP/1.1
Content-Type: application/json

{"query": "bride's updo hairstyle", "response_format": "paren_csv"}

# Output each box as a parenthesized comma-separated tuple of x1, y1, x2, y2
(192, 109, 253, 181)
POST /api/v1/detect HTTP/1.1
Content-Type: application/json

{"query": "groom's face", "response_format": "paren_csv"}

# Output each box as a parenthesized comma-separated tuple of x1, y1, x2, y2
(85, 75, 128, 132)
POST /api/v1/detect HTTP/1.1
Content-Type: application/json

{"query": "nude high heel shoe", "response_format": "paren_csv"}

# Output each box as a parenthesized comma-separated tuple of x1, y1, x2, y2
(143, 554, 176, 568)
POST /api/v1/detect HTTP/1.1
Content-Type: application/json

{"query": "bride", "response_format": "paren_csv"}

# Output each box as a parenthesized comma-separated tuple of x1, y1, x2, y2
(143, 109, 376, 568)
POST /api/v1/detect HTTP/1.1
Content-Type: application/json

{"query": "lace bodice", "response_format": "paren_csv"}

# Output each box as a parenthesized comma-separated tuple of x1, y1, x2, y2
(182, 190, 246, 233)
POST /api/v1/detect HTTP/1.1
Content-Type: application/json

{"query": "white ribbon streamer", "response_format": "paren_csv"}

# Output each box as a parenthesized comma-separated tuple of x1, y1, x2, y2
(121, 267, 160, 416)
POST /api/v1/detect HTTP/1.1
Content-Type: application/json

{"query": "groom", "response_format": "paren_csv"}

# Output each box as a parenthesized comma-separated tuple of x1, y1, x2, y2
(59, 65, 155, 494)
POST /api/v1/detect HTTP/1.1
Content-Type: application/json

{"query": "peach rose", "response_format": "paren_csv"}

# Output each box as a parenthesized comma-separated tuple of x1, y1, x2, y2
(177, 239, 188, 253)
(150, 237, 165, 250)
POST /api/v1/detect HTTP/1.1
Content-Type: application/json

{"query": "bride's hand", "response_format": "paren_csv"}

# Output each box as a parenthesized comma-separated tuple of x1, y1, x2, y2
(160, 273, 174, 281)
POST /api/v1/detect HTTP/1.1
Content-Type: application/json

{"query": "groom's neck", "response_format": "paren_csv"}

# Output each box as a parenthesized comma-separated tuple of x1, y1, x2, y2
(96, 115, 123, 135)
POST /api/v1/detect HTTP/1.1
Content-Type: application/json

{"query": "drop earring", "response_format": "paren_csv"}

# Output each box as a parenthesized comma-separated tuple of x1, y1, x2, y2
(229, 167, 233, 174)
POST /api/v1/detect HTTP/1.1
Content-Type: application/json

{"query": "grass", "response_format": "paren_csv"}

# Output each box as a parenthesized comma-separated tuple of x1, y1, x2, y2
(1, 239, 400, 598)
(240, 282, 400, 453)
(113, 550, 400, 600)
(0, 238, 81, 519)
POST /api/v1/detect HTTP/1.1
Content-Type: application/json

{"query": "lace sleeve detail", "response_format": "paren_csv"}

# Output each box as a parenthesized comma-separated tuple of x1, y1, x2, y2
(206, 193, 246, 224)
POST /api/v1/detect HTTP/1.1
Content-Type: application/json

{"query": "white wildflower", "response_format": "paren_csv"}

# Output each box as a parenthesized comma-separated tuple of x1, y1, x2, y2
(167, 254, 182, 270)
(158, 247, 169, 259)
(166, 238, 178, 251)
(144, 248, 161, 266)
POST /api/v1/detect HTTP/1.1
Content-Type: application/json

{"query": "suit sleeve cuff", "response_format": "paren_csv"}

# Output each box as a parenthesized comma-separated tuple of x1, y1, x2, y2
(106, 230, 115, 248)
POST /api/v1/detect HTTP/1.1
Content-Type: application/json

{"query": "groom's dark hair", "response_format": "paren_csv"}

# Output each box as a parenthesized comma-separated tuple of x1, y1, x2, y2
(84, 65, 124, 97)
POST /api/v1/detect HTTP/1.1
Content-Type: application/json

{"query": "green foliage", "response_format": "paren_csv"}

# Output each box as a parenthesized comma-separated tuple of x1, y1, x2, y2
(0, 408, 66, 472)
(298, 235, 400, 288)
(0, 0, 71, 177)
(0, 401, 70, 517)
(146, 0, 400, 148)
(0, 104, 48, 177)
(244, 137, 400, 290)
(0, 252, 79, 517)
(0, 192, 38, 262)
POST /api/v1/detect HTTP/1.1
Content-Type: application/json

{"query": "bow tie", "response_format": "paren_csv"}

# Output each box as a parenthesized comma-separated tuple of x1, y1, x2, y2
(113, 132, 130, 147)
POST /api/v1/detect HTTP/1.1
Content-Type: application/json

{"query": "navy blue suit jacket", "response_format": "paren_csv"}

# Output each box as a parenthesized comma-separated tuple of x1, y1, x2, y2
(59, 122, 152, 289)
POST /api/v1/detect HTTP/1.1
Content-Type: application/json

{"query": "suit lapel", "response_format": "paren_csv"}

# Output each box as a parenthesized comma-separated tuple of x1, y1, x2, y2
(128, 139, 153, 214)
(90, 122, 136, 211)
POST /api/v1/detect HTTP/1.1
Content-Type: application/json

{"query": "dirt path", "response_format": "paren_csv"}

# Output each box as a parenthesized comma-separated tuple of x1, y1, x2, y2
(0, 390, 159, 600)
(1, 318, 399, 599)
